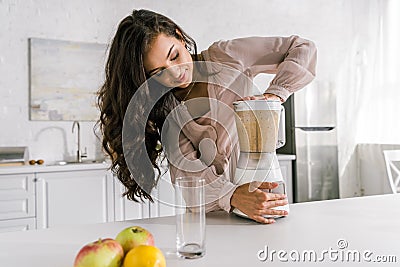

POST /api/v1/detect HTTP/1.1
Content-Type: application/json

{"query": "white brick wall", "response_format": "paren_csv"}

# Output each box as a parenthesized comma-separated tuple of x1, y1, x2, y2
(0, 0, 133, 162)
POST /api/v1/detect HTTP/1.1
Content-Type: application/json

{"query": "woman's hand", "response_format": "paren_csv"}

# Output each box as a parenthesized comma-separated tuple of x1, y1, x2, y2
(230, 182, 288, 224)
(241, 93, 283, 102)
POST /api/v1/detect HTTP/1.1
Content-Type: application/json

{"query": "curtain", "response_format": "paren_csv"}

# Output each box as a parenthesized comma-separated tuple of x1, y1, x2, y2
(338, 0, 400, 197)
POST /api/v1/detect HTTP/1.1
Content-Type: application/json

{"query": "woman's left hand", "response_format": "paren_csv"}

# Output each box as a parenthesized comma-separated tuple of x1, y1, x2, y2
(241, 93, 283, 102)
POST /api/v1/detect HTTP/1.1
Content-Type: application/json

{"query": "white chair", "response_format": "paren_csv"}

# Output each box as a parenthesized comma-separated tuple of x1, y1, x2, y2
(383, 150, 400, 194)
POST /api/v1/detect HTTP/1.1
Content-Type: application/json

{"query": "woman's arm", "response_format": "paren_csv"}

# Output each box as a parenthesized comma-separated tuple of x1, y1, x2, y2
(207, 35, 317, 102)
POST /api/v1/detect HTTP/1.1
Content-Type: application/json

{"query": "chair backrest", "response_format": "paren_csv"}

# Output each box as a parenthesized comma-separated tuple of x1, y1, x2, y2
(383, 150, 400, 194)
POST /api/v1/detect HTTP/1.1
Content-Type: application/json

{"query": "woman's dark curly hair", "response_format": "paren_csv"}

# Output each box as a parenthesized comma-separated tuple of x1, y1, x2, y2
(96, 9, 200, 202)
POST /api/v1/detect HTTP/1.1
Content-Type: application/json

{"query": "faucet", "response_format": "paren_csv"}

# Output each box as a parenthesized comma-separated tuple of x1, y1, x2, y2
(72, 121, 87, 162)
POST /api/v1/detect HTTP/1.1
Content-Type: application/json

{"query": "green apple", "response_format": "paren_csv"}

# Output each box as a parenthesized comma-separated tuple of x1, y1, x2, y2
(115, 226, 155, 254)
(73, 238, 123, 267)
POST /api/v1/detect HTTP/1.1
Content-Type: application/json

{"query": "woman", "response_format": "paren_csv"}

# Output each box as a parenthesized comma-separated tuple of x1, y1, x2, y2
(98, 9, 317, 224)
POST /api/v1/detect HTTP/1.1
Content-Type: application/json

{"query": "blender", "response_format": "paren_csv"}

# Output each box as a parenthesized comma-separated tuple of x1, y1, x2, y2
(232, 100, 289, 218)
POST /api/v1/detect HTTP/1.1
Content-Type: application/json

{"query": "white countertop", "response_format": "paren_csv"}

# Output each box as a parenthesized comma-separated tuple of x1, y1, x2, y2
(0, 161, 109, 174)
(0, 154, 294, 175)
(0, 194, 398, 266)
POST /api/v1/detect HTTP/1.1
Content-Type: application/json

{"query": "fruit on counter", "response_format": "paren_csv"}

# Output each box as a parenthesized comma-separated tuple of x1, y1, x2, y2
(73, 238, 124, 267)
(116, 226, 155, 254)
(123, 245, 166, 267)
(29, 159, 44, 165)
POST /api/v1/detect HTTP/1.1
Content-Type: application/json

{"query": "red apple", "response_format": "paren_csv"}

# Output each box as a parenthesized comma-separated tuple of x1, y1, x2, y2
(115, 226, 154, 254)
(73, 238, 123, 267)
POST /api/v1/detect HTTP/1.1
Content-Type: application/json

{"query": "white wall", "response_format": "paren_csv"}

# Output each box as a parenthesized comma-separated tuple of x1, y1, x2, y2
(0, 0, 134, 163)
(131, 0, 348, 78)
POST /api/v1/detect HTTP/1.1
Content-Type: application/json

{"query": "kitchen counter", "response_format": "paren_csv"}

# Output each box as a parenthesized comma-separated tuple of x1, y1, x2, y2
(0, 161, 109, 174)
(0, 194, 398, 266)
(0, 154, 295, 175)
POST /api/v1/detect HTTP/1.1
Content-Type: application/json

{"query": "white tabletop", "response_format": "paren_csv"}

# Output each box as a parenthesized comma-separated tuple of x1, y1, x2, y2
(0, 194, 399, 266)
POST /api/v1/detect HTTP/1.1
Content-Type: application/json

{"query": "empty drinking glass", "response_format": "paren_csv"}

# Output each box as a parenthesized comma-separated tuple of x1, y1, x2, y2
(175, 176, 206, 259)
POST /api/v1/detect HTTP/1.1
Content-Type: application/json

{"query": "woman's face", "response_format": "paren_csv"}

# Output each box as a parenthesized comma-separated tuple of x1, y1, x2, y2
(143, 33, 193, 88)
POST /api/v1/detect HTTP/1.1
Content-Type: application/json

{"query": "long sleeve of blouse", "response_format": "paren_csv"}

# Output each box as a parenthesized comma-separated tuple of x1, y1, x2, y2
(206, 35, 317, 101)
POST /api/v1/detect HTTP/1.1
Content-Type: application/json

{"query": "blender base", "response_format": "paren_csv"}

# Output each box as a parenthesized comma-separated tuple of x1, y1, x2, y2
(233, 167, 289, 220)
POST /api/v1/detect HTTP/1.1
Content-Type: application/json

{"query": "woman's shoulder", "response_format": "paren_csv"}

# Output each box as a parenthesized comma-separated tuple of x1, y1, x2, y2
(200, 37, 249, 70)
(203, 37, 245, 57)
(201, 36, 272, 65)
(205, 36, 265, 52)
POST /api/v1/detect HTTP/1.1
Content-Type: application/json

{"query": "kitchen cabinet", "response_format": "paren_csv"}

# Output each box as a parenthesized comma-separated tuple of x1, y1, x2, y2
(278, 157, 294, 203)
(35, 169, 114, 229)
(114, 179, 149, 221)
(0, 165, 149, 232)
(113, 164, 176, 221)
(154, 170, 176, 217)
(0, 173, 36, 232)
(0, 218, 36, 233)
(147, 168, 176, 218)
